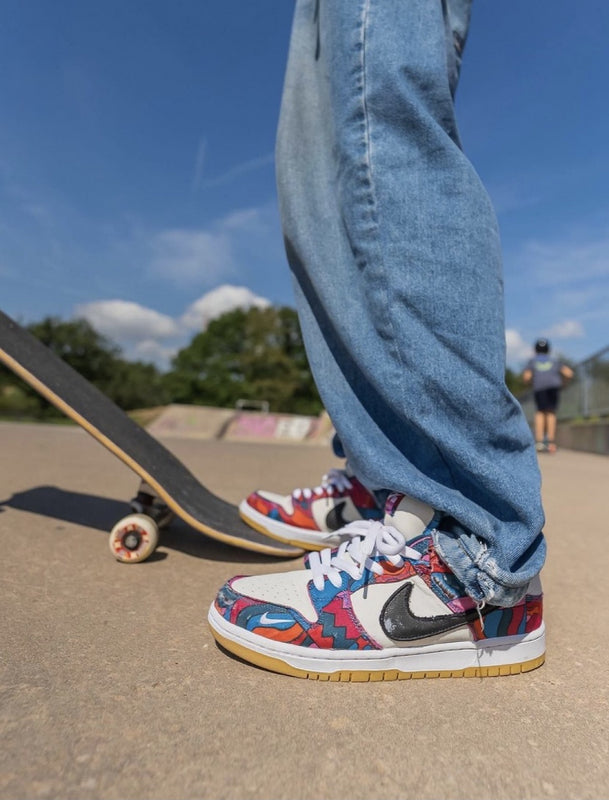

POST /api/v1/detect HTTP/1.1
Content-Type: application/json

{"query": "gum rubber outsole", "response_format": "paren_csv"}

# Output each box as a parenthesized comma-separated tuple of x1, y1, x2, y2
(238, 507, 328, 551)
(209, 626, 546, 682)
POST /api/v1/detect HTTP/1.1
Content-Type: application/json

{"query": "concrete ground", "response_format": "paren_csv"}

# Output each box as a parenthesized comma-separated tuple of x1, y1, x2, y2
(1, 421, 608, 800)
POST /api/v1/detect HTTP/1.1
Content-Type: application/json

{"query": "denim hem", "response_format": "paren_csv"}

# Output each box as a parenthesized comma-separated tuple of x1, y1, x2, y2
(432, 528, 539, 607)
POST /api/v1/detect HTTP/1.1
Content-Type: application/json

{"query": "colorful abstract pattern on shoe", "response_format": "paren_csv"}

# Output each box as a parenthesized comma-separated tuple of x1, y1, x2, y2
(245, 476, 382, 532)
(213, 536, 543, 650)
(425, 548, 543, 640)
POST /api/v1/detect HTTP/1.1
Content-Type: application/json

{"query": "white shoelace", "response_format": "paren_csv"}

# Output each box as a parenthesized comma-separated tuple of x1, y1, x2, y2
(308, 520, 423, 591)
(292, 468, 353, 501)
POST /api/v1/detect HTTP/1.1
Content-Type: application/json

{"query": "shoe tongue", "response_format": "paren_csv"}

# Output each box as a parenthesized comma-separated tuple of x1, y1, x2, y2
(384, 493, 435, 550)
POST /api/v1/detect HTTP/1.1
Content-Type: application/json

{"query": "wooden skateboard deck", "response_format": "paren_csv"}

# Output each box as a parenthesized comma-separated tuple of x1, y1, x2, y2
(0, 309, 303, 558)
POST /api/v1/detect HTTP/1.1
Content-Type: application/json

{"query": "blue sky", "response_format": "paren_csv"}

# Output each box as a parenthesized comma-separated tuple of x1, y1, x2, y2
(1, 1, 608, 370)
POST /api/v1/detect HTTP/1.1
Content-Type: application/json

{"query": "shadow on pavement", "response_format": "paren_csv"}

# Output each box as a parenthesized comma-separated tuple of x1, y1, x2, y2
(0, 485, 299, 566)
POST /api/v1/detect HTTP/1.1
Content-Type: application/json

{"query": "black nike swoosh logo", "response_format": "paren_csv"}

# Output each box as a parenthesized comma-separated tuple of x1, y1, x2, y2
(325, 500, 349, 531)
(381, 582, 496, 641)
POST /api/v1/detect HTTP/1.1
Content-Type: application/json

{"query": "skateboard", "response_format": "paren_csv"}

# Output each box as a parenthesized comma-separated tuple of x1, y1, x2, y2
(0, 309, 303, 562)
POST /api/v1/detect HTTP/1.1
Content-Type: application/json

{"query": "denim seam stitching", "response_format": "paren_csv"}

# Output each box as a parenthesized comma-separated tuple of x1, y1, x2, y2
(358, 0, 407, 425)
(358, 0, 461, 499)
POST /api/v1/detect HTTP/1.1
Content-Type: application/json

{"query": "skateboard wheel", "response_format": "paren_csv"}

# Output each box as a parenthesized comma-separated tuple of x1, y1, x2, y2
(109, 514, 159, 563)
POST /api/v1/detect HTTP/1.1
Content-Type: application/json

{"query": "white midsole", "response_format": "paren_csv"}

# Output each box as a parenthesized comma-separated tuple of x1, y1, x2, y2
(238, 499, 340, 547)
(208, 604, 546, 673)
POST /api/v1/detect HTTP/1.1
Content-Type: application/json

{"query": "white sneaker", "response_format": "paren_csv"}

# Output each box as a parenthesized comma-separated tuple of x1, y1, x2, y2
(239, 468, 383, 550)
(209, 493, 545, 681)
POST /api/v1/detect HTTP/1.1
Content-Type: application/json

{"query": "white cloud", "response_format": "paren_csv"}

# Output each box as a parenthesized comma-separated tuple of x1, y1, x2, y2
(505, 329, 533, 366)
(505, 320, 586, 369)
(519, 234, 609, 289)
(149, 228, 234, 285)
(147, 205, 274, 287)
(542, 319, 585, 340)
(181, 285, 270, 331)
(221, 207, 267, 233)
(75, 300, 179, 341)
(504, 224, 609, 363)
(73, 285, 272, 370)
(133, 339, 179, 366)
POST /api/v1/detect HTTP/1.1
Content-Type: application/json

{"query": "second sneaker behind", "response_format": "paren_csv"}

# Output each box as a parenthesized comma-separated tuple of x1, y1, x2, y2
(239, 468, 383, 550)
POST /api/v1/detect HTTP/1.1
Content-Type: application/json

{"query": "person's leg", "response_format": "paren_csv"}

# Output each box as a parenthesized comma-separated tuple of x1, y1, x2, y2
(546, 411, 557, 452)
(534, 411, 546, 447)
(545, 388, 559, 451)
(275, 0, 545, 605)
(545, 413, 556, 441)
(208, 0, 546, 679)
(240, 0, 472, 553)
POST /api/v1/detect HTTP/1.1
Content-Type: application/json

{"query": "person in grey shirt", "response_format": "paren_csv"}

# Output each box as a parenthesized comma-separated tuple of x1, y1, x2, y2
(523, 338, 574, 452)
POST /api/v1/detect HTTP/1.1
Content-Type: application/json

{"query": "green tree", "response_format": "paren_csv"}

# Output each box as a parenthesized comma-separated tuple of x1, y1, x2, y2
(28, 317, 120, 392)
(505, 368, 528, 397)
(0, 317, 168, 418)
(166, 306, 322, 414)
(105, 360, 170, 410)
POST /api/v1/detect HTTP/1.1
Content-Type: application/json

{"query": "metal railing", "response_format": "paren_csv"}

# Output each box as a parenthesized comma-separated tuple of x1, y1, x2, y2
(519, 344, 609, 423)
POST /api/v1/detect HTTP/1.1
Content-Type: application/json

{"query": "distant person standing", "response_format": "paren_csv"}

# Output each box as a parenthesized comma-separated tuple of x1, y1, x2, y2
(523, 339, 574, 453)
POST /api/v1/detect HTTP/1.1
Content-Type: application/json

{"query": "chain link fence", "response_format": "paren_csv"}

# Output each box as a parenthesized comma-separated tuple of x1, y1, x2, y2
(519, 344, 609, 424)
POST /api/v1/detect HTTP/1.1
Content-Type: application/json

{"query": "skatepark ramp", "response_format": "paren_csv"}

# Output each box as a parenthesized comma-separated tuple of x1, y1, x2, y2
(147, 404, 334, 446)
(147, 405, 235, 440)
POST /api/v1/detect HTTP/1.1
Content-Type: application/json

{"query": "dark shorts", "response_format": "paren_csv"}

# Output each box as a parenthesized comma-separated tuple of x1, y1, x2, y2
(534, 388, 559, 412)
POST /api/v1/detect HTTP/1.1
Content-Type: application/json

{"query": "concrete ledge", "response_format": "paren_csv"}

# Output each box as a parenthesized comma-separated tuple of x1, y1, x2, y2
(557, 420, 609, 455)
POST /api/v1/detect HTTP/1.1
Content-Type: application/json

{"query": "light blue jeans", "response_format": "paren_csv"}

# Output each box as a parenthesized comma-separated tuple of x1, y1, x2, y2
(276, 0, 546, 606)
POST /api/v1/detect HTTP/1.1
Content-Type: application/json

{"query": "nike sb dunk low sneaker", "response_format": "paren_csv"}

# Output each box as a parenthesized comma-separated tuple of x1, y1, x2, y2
(238, 467, 383, 550)
(209, 493, 545, 681)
